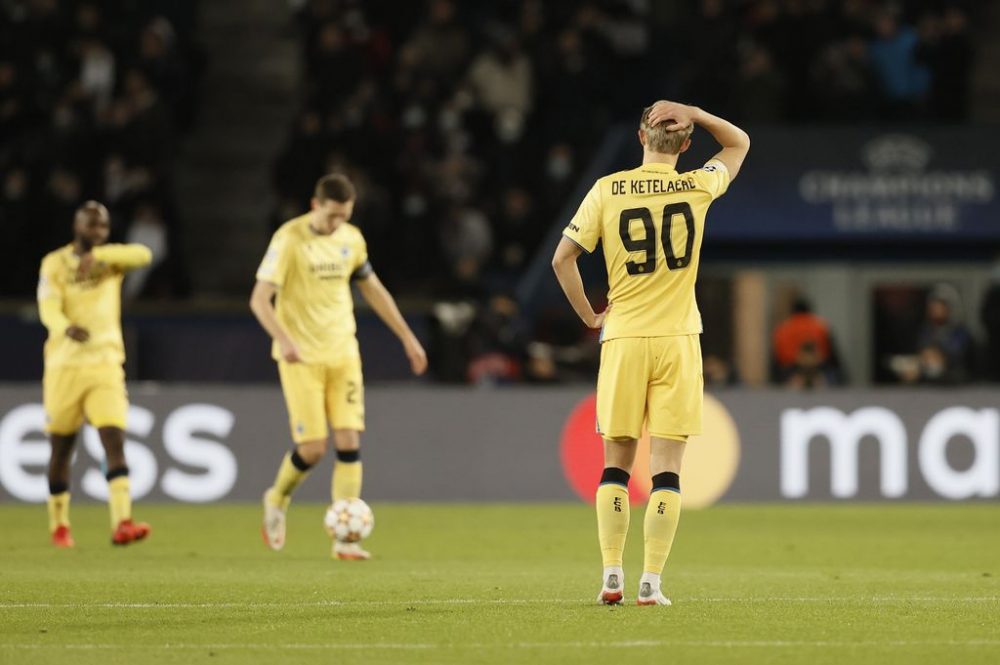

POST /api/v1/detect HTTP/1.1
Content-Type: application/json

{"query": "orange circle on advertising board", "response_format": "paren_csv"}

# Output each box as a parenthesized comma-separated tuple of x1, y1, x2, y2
(559, 393, 740, 508)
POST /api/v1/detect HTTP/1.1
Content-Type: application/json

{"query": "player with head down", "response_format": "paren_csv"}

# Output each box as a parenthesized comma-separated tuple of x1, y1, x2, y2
(252, 173, 427, 560)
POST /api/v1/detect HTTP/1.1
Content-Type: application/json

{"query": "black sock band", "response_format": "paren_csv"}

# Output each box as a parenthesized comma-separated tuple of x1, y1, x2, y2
(105, 466, 129, 482)
(599, 467, 630, 487)
(652, 471, 680, 493)
(290, 450, 312, 471)
(336, 449, 360, 463)
(49, 481, 69, 495)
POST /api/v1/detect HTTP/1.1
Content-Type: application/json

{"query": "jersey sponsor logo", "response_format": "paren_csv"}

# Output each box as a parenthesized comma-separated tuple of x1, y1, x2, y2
(308, 261, 347, 280)
(702, 164, 718, 172)
(567, 222, 581, 232)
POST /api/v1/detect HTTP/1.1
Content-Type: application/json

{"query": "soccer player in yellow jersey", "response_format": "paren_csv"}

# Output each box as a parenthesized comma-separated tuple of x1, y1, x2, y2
(552, 100, 750, 605)
(37, 201, 154, 548)
(252, 173, 427, 559)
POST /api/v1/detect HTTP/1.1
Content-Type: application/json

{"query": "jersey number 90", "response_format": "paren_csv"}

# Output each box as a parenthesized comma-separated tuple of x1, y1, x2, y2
(618, 202, 695, 275)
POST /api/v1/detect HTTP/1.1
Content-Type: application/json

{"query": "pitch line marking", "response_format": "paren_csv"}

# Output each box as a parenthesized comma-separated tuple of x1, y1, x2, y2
(0, 596, 997, 609)
(3, 640, 1000, 651)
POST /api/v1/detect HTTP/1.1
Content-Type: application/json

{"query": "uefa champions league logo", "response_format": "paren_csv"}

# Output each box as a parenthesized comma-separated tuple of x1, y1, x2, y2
(860, 134, 932, 173)
(798, 133, 994, 233)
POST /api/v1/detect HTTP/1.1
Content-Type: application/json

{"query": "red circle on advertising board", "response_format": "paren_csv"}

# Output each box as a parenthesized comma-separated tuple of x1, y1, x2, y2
(559, 393, 651, 504)
(559, 392, 741, 508)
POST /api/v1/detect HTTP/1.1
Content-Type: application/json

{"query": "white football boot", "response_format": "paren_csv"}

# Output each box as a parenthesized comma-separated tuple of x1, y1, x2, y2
(333, 541, 371, 560)
(596, 567, 625, 605)
(261, 491, 286, 551)
(636, 578, 672, 606)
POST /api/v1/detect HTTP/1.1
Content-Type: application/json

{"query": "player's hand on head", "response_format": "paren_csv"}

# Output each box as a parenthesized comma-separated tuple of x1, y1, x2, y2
(647, 101, 695, 132)
(66, 325, 90, 342)
(279, 337, 302, 363)
(404, 337, 428, 376)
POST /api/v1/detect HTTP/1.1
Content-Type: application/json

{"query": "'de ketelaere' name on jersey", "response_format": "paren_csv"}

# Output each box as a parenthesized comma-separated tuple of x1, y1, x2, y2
(610, 176, 697, 196)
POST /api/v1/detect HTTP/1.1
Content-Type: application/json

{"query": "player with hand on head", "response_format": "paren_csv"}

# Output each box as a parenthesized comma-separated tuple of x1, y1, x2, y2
(252, 173, 427, 560)
(552, 101, 749, 605)
(38, 201, 154, 548)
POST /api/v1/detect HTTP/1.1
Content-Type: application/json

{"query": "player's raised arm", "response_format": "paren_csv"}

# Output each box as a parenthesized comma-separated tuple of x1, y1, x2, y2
(355, 273, 428, 375)
(89, 244, 153, 271)
(249, 279, 301, 363)
(647, 101, 750, 181)
(552, 236, 609, 329)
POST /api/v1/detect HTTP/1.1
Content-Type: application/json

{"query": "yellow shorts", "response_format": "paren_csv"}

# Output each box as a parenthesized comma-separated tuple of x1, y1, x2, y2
(43, 363, 128, 434)
(596, 335, 703, 441)
(278, 356, 365, 443)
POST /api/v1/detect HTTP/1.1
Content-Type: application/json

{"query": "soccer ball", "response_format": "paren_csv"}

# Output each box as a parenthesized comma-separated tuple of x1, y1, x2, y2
(323, 498, 374, 543)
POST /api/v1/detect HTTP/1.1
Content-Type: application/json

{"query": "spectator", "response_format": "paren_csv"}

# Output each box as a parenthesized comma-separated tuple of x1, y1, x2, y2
(812, 35, 877, 121)
(464, 27, 533, 143)
(916, 7, 974, 121)
(123, 203, 168, 299)
(399, 0, 469, 85)
(772, 297, 845, 388)
(892, 284, 976, 385)
(868, 9, 931, 117)
(734, 42, 785, 122)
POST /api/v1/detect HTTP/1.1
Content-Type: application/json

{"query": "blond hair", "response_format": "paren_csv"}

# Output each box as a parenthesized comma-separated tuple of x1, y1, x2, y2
(640, 103, 693, 155)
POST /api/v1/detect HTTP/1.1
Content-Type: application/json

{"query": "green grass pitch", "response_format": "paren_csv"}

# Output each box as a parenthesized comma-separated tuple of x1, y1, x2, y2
(1, 503, 998, 665)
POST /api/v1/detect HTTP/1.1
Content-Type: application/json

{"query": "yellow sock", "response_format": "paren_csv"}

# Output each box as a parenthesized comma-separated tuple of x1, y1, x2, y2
(266, 452, 311, 511)
(595, 480, 630, 568)
(47, 492, 71, 533)
(108, 476, 132, 528)
(332, 460, 363, 501)
(643, 489, 682, 575)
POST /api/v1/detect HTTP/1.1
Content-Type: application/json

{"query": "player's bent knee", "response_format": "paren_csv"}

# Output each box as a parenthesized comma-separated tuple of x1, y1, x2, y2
(332, 429, 361, 451)
(296, 438, 329, 464)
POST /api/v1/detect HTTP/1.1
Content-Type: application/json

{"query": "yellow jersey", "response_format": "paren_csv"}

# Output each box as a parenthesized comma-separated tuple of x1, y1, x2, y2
(255, 214, 371, 364)
(562, 159, 730, 341)
(37, 244, 152, 368)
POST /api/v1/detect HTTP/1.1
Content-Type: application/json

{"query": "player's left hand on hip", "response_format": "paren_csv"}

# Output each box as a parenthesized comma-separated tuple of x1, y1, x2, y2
(590, 303, 612, 329)
(405, 339, 428, 376)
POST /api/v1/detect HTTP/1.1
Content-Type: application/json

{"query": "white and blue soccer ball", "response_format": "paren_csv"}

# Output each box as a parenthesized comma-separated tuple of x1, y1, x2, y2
(324, 498, 374, 543)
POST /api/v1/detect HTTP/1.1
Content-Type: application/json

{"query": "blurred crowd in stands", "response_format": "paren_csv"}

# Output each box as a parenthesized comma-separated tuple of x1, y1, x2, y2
(0, 0, 991, 387)
(275, 0, 978, 294)
(0, 0, 201, 298)
(273, 0, 982, 384)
